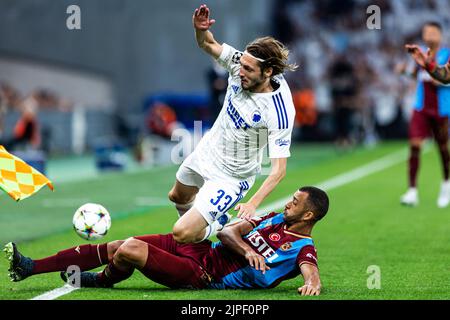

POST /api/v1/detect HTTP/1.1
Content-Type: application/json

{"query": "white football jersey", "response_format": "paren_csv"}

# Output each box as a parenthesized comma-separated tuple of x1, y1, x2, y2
(194, 43, 296, 179)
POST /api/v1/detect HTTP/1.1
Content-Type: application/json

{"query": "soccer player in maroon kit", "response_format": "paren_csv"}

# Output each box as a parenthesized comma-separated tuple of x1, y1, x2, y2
(405, 45, 450, 85)
(5, 187, 328, 296)
(399, 22, 450, 208)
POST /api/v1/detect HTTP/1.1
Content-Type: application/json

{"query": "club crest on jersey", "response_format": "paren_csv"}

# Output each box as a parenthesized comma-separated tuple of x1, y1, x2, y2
(252, 111, 261, 124)
(281, 242, 292, 251)
(269, 233, 281, 242)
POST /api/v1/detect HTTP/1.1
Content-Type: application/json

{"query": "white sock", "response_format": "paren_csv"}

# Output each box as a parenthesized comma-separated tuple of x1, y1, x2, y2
(175, 201, 194, 217)
(197, 220, 222, 242)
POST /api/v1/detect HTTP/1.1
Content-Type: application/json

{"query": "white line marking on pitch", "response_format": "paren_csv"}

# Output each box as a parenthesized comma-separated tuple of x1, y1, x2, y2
(29, 146, 416, 300)
(256, 147, 413, 215)
(30, 284, 79, 300)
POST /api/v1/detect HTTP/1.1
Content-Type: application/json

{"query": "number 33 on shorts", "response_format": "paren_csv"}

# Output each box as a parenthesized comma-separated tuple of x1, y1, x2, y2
(210, 189, 235, 212)
(194, 180, 250, 225)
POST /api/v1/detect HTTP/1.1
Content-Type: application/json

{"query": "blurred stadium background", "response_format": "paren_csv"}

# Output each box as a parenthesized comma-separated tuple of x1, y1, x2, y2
(2, 0, 450, 300)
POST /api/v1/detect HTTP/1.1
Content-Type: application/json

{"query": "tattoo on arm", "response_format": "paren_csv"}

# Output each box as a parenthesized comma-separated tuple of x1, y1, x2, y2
(430, 64, 450, 84)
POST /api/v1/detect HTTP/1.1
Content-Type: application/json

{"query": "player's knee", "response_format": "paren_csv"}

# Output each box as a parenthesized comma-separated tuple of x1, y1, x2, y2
(115, 238, 143, 261)
(107, 240, 125, 260)
(172, 225, 193, 244)
(410, 139, 422, 149)
(168, 189, 193, 205)
(168, 189, 181, 203)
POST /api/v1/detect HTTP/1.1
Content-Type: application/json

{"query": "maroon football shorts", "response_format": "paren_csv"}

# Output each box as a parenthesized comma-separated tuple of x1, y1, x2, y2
(133, 233, 212, 289)
(409, 110, 448, 142)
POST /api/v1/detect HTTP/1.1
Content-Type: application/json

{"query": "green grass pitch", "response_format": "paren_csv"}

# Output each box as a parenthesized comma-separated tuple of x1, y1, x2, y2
(1, 141, 450, 300)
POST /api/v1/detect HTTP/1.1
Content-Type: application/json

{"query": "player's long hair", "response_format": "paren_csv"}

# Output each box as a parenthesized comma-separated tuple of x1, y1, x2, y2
(245, 36, 298, 76)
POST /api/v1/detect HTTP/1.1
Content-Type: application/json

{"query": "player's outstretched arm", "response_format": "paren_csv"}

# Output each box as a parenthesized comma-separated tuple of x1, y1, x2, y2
(235, 158, 287, 220)
(298, 263, 321, 296)
(193, 4, 223, 59)
(217, 221, 270, 274)
(405, 44, 450, 84)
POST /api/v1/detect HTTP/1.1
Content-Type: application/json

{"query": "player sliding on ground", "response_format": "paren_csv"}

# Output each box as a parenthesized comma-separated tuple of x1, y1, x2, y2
(4, 186, 328, 296)
(168, 4, 298, 244)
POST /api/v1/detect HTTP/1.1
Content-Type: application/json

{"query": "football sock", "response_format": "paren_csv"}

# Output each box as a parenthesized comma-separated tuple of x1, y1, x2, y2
(409, 146, 420, 188)
(98, 261, 133, 286)
(175, 200, 194, 217)
(32, 243, 108, 275)
(197, 220, 221, 242)
(438, 142, 450, 181)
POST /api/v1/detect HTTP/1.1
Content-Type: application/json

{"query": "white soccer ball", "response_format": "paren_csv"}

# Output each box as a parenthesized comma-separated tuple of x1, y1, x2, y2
(73, 203, 112, 240)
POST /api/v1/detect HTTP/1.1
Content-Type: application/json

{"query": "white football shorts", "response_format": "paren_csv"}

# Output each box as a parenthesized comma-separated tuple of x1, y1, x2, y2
(175, 151, 255, 225)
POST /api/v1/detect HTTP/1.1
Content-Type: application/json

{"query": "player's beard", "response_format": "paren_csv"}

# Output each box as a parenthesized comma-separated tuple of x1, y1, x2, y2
(284, 209, 308, 226)
(241, 75, 266, 92)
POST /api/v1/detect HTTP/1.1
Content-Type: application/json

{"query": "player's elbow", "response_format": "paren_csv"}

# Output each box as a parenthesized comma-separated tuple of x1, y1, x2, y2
(216, 229, 228, 243)
(216, 229, 234, 246)
(271, 159, 287, 181)
(272, 168, 286, 182)
(216, 230, 227, 242)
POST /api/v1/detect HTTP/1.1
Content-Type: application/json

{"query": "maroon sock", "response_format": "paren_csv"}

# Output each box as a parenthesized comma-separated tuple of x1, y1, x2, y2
(438, 143, 450, 181)
(98, 261, 133, 286)
(409, 146, 420, 188)
(32, 243, 108, 275)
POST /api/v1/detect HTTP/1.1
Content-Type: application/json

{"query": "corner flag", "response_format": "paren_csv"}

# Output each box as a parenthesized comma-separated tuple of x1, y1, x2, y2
(0, 145, 53, 201)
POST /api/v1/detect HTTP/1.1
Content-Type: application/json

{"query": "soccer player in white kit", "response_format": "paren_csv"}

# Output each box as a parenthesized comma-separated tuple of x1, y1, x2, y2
(170, 4, 298, 244)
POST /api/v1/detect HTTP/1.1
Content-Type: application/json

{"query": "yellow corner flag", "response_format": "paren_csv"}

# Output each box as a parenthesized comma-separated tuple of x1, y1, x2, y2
(0, 145, 54, 201)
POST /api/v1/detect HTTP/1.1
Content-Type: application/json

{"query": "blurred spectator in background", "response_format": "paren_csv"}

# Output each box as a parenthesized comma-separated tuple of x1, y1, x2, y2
(0, 82, 21, 111)
(31, 88, 73, 112)
(0, 87, 7, 138)
(146, 102, 178, 139)
(328, 55, 358, 148)
(292, 83, 317, 128)
(206, 60, 228, 122)
(0, 96, 41, 151)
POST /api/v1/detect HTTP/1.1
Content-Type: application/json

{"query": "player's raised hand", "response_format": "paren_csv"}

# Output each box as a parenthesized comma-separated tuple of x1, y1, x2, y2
(244, 250, 270, 274)
(405, 44, 432, 68)
(297, 284, 320, 296)
(193, 4, 216, 31)
(235, 202, 256, 220)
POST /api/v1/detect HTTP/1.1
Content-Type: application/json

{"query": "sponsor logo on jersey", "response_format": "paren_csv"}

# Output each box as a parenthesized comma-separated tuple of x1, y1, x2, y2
(306, 253, 318, 263)
(209, 211, 218, 220)
(269, 233, 281, 242)
(275, 139, 290, 147)
(281, 242, 292, 251)
(232, 85, 240, 94)
(247, 231, 279, 263)
(75, 246, 81, 254)
(227, 96, 250, 130)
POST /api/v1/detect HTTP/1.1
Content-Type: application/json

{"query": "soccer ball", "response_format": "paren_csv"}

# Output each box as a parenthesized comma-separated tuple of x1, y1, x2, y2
(73, 203, 111, 240)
